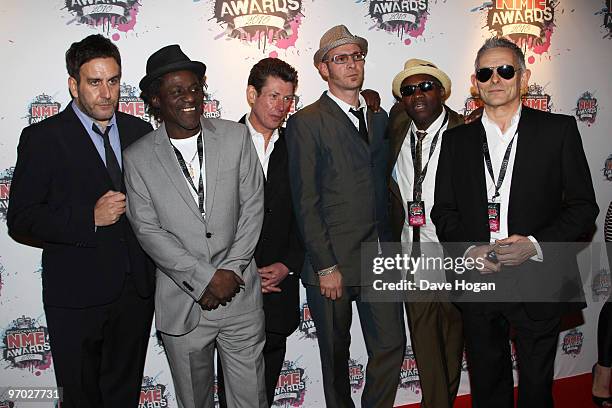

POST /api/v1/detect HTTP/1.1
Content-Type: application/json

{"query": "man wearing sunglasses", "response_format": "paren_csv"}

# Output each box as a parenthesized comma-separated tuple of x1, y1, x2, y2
(432, 37, 598, 407)
(388, 59, 464, 408)
(285, 25, 405, 408)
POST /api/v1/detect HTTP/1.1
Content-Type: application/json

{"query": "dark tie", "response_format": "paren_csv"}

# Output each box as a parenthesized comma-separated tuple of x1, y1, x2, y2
(92, 124, 123, 191)
(349, 108, 369, 144)
(412, 130, 427, 244)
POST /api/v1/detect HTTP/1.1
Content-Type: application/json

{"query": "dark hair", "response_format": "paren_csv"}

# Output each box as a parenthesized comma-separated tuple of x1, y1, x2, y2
(247, 58, 298, 94)
(475, 37, 526, 71)
(65, 34, 121, 83)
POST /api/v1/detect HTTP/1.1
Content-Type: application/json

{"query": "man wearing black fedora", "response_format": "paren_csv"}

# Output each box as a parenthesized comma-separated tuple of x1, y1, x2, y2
(285, 25, 405, 407)
(124, 45, 266, 408)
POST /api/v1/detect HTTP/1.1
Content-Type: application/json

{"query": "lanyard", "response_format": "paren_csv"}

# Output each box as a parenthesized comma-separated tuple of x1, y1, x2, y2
(172, 132, 205, 216)
(410, 111, 448, 195)
(481, 129, 517, 202)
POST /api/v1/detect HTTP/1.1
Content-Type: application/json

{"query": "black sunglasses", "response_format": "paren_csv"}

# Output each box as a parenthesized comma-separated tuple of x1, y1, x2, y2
(400, 81, 437, 97)
(475, 64, 520, 82)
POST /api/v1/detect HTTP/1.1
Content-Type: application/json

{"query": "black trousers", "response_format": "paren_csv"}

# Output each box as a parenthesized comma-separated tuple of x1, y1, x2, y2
(217, 331, 287, 407)
(462, 302, 560, 408)
(45, 275, 154, 408)
(598, 298, 612, 367)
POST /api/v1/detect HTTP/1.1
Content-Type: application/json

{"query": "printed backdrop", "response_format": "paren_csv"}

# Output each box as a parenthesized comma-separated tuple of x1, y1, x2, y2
(1, 1, 611, 407)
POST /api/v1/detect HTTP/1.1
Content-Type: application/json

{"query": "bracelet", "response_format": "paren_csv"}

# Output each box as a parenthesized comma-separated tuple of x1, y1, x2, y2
(317, 265, 338, 277)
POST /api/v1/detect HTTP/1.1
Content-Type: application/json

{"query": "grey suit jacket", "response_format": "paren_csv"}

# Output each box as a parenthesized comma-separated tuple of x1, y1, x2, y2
(285, 92, 392, 287)
(124, 117, 264, 336)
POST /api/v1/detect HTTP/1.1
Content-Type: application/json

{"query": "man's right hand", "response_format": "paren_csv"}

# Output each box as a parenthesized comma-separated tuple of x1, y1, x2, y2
(198, 269, 244, 310)
(319, 268, 343, 300)
(466, 244, 501, 274)
(94, 190, 126, 227)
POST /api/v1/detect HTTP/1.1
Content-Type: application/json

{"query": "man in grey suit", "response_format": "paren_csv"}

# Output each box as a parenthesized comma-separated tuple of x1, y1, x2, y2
(285, 25, 406, 408)
(123, 45, 266, 408)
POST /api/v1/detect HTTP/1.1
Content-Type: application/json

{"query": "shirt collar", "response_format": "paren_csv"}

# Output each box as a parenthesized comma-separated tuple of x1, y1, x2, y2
(71, 100, 117, 133)
(246, 114, 279, 145)
(326, 90, 367, 115)
(482, 104, 522, 132)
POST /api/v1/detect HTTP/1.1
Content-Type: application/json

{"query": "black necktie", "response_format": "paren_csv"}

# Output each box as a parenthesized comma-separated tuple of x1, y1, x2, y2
(92, 124, 123, 191)
(349, 108, 369, 144)
(412, 130, 427, 244)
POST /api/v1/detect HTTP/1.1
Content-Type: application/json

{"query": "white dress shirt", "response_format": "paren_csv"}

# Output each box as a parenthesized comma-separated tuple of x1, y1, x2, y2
(169, 130, 206, 211)
(326, 91, 368, 132)
(246, 114, 279, 179)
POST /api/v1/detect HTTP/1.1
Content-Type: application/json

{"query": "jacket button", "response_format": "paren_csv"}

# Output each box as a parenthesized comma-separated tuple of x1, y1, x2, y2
(206, 232, 212, 238)
(265, 208, 272, 214)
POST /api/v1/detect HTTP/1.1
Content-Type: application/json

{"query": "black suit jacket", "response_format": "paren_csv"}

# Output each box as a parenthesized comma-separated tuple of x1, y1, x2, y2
(8, 102, 155, 308)
(285, 92, 391, 287)
(431, 106, 598, 319)
(239, 115, 304, 335)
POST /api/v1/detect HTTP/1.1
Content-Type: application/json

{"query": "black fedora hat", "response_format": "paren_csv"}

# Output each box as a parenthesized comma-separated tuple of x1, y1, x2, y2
(139, 44, 206, 91)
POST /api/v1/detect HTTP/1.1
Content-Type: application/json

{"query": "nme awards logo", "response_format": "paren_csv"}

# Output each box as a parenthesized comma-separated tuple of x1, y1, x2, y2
(367, 0, 429, 42)
(575, 91, 598, 125)
(348, 358, 365, 392)
(398, 346, 420, 393)
(0, 168, 12, 222)
(27, 94, 61, 125)
(119, 83, 154, 124)
(213, 0, 303, 50)
(561, 329, 584, 357)
(479, 0, 557, 55)
(298, 302, 316, 339)
(464, 83, 552, 115)
(592, 267, 611, 301)
(65, 0, 141, 34)
(203, 92, 222, 119)
(2, 316, 52, 373)
(273, 360, 306, 406)
(139, 376, 169, 408)
(603, 154, 612, 182)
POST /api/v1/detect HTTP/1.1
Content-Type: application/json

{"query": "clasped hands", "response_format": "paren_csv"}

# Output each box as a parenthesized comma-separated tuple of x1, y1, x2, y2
(467, 234, 537, 274)
(198, 269, 244, 311)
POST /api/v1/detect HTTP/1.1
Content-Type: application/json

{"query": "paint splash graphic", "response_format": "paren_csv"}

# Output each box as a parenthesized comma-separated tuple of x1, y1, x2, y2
(1, 315, 53, 374)
(64, 0, 141, 36)
(595, 1, 612, 39)
(212, 0, 304, 51)
(367, 0, 431, 42)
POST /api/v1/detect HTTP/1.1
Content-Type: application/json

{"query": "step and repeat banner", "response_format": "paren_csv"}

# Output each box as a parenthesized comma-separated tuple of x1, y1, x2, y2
(1, 1, 611, 407)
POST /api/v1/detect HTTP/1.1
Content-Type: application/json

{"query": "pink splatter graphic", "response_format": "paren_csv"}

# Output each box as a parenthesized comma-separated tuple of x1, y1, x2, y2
(527, 55, 535, 64)
(112, 33, 120, 41)
(408, 14, 428, 38)
(275, 13, 303, 49)
(531, 29, 553, 55)
(115, 2, 139, 33)
(404, 38, 411, 45)
(269, 51, 278, 58)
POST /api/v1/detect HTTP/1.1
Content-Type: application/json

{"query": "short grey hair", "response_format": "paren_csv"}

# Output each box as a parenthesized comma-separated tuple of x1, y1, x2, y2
(474, 37, 526, 71)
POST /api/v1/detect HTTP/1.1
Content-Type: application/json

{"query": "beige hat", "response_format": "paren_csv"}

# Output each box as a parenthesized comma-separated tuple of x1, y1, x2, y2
(313, 25, 368, 66)
(392, 58, 452, 100)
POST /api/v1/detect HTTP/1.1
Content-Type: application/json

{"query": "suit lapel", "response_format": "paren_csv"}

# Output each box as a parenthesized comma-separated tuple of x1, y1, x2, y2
(508, 107, 536, 227)
(265, 134, 286, 202)
(388, 113, 412, 205)
(202, 117, 220, 218)
(153, 123, 205, 223)
(320, 93, 369, 154)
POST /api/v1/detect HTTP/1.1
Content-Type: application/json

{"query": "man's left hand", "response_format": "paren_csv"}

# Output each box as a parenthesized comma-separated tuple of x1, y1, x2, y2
(494, 235, 537, 266)
(259, 262, 290, 293)
(361, 89, 381, 112)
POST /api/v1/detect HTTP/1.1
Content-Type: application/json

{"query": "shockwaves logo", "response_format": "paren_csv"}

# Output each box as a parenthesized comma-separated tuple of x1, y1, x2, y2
(203, 91, 222, 119)
(575, 91, 598, 125)
(2, 316, 52, 373)
(118, 83, 154, 125)
(592, 267, 611, 301)
(561, 329, 584, 357)
(603, 154, 612, 181)
(27, 94, 61, 125)
(398, 345, 420, 393)
(475, 0, 557, 56)
(139, 376, 169, 408)
(64, 0, 141, 35)
(273, 360, 306, 406)
(0, 168, 12, 222)
(297, 302, 316, 339)
(366, 0, 429, 43)
(213, 0, 303, 50)
(348, 358, 365, 392)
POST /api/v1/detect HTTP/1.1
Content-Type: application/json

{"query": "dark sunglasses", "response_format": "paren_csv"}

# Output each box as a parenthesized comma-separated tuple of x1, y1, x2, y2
(475, 64, 520, 82)
(399, 81, 437, 97)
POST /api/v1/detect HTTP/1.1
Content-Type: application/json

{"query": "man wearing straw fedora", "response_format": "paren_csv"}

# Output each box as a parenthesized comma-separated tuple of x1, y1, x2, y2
(124, 44, 266, 408)
(388, 58, 464, 408)
(285, 25, 405, 408)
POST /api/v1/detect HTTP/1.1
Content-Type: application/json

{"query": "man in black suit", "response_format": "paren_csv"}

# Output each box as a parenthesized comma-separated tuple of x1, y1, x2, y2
(431, 37, 598, 407)
(285, 25, 405, 408)
(7, 35, 154, 407)
(218, 57, 304, 408)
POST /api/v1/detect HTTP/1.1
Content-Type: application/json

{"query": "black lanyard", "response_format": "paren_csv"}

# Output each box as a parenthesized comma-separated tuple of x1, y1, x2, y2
(172, 132, 205, 216)
(481, 129, 517, 202)
(410, 111, 448, 194)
